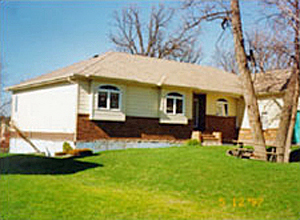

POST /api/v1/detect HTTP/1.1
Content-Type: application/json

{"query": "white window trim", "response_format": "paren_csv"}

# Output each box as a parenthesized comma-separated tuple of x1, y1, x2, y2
(165, 93, 185, 115)
(261, 111, 268, 130)
(14, 95, 18, 113)
(216, 99, 229, 116)
(98, 85, 122, 111)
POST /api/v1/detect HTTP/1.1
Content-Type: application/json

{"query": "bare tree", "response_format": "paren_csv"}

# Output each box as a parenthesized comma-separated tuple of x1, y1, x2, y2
(109, 4, 202, 63)
(184, 0, 267, 160)
(213, 29, 291, 74)
(212, 46, 238, 74)
(263, 0, 300, 163)
(231, 0, 267, 160)
(0, 61, 11, 117)
(246, 30, 292, 73)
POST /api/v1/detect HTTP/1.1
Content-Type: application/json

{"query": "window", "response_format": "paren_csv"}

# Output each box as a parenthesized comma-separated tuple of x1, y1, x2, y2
(216, 99, 228, 116)
(14, 95, 18, 113)
(261, 111, 268, 130)
(98, 85, 121, 110)
(166, 92, 184, 115)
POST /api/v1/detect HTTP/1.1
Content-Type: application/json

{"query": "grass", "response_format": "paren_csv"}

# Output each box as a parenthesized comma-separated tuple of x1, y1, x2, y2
(0, 146, 299, 220)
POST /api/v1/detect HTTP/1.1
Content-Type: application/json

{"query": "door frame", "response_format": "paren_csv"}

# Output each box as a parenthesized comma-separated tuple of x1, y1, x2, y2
(193, 94, 206, 132)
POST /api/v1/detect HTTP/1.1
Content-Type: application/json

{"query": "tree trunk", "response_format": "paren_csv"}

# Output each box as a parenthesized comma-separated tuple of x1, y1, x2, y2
(276, 0, 300, 163)
(231, 0, 267, 160)
(284, 73, 299, 163)
(276, 66, 299, 163)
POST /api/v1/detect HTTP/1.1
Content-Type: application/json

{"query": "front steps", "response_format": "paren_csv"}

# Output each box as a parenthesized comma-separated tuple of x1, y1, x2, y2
(191, 131, 222, 146)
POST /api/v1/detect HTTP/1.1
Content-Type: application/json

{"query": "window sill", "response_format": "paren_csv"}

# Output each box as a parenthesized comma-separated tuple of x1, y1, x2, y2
(97, 108, 121, 112)
(90, 109, 126, 122)
(159, 114, 188, 125)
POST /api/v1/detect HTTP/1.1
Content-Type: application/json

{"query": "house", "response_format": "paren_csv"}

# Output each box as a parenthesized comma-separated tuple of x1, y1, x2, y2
(239, 69, 300, 145)
(6, 52, 299, 155)
(6, 52, 244, 155)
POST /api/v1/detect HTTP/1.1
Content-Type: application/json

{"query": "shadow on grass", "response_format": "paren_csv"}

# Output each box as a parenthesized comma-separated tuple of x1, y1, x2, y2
(0, 154, 103, 175)
(289, 148, 300, 162)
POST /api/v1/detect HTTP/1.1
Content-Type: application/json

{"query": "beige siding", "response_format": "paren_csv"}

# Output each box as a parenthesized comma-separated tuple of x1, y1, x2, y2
(78, 79, 194, 123)
(11, 83, 78, 133)
(206, 93, 237, 116)
(78, 79, 243, 125)
(126, 86, 159, 118)
(78, 80, 90, 114)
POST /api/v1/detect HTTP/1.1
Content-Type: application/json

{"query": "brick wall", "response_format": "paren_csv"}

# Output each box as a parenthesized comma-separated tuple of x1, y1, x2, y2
(205, 115, 237, 142)
(238, 128, 278, 145)
(76, 114, 193, 142)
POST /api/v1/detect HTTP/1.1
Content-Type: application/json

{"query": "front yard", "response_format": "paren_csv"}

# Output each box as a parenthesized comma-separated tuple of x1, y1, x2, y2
(0, 146, 299, 219)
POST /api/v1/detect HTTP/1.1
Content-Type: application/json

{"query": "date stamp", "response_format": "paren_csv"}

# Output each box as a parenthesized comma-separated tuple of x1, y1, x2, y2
(219, 197, 264, 208)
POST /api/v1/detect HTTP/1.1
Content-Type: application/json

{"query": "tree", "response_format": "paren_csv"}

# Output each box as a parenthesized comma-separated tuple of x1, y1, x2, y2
(230, 0, 267, 160)
(184, 0, 267, 160)
(246, 30, 292, 73)
(109, 4, 202, 63)
(213, 29, 292, 74)
(185, 0, 300, 162)
(263, 0, 300, 163)
(212, 46, 238, 74)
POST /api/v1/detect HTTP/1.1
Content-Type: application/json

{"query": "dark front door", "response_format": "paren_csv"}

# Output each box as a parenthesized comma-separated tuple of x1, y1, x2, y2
(193, 94, 206, 131)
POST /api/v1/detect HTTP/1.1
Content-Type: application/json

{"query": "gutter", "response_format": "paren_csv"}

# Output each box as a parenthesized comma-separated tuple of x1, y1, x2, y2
(5, 74, 77, 92)
(5, 73, 244, 98)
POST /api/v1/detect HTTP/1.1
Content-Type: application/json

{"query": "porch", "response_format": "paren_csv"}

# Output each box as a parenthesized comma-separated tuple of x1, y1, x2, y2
(192, 93, 238, 144)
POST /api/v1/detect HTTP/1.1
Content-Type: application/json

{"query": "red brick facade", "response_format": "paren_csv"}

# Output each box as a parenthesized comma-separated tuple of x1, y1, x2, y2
(76, 114, 194, 142)
(205, 115, 237, 142)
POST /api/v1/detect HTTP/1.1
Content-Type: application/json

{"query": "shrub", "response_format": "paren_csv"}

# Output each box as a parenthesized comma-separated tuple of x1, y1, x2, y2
(55, 152, 67, 156)
(186, 139, 201, 146)
(68, 148, 93, 157)
(63, 142, 73, 152)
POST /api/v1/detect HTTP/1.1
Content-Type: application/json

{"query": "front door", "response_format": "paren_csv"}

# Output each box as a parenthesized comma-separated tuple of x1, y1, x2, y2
(193, 94, 206, 131)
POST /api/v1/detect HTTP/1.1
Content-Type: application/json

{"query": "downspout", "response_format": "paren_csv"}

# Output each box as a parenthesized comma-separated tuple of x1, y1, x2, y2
(67, 75, 79, 147)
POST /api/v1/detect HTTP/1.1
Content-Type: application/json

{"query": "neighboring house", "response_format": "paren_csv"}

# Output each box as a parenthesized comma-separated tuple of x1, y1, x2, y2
(6, 52, 299, 155)
(6, 52, 244, 155)
(239, 69, 300, 145)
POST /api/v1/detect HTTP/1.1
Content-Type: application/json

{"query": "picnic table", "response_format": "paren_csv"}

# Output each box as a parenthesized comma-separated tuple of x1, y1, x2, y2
(230, 140, 284, 162)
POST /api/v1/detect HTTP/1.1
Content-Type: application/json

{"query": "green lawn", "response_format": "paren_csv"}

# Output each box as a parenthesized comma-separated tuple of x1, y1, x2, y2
(1, 146, 299, 220)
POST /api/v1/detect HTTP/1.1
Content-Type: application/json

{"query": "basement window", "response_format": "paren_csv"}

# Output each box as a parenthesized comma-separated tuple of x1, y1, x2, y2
(166, 92, 184, 115)
(98, 85, 121, 110)
(216, 99, 228, 116)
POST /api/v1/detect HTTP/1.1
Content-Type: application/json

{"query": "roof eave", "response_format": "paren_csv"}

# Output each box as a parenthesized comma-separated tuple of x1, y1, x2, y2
(5, 74, 77, 92)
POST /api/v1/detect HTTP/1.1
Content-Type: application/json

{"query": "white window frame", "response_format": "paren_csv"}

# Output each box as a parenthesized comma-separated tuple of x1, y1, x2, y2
(14, 95, 18, 113)
(216, 99, 229, 116)
(98, 85, 122, 111)
(165, 92, 185, 115)
(261, 111, 268, 130)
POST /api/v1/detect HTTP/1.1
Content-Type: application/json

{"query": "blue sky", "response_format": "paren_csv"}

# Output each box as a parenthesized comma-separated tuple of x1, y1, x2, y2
(0, 0, 265, 113)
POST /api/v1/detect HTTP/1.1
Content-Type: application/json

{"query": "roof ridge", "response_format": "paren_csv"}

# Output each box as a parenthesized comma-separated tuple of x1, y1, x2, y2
(75, 51, 114, 76)
(112, 51, 237, 78)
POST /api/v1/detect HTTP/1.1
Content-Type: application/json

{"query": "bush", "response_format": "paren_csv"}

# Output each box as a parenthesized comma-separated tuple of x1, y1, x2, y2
(63, 142, 73, 152)
(68, 148, 93, 157)
(186, 139, 201, 146)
